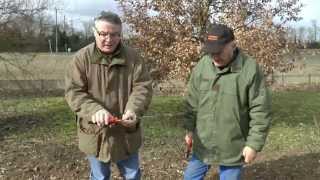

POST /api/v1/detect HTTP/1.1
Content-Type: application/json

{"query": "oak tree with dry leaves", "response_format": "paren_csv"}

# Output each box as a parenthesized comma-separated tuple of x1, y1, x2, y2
(117, 0, 302, 81)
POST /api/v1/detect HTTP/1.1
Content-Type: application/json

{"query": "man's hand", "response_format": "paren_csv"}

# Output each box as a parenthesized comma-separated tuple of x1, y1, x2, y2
(185, 132, 193, 146)
(91, 109, 111, 127)
(185, 132, 193, 158)
(121, 110, 137, 128)
(242, 146, 257, 164)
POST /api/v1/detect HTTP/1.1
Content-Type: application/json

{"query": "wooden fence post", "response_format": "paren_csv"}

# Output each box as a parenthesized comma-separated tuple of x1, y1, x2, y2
(308, 74, 311, 86)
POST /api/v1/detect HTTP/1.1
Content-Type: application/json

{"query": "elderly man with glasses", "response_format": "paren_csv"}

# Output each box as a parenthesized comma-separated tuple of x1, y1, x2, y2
(65, 11, 153, 180)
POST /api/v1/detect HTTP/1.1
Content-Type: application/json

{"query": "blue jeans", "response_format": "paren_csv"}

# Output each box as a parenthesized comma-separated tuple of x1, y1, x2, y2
(88, 153, 141, 180)
(184, 154, 242, 180)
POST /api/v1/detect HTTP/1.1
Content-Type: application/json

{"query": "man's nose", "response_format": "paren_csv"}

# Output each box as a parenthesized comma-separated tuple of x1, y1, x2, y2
(103, 36, 112, 42)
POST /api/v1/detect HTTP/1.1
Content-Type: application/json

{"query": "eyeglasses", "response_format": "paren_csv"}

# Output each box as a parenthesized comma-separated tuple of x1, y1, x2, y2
(93, 27, 121, 39)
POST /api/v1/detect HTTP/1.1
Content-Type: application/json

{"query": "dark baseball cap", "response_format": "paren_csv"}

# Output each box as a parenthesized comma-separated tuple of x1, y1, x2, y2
(203, 24, 235, 54)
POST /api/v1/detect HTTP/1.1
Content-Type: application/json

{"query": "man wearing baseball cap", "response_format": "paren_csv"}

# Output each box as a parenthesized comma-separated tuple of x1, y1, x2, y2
(183, 24, 271, 180)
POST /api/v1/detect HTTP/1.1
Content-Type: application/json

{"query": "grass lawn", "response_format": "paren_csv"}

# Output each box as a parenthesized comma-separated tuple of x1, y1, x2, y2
(1, 91, 320, 179)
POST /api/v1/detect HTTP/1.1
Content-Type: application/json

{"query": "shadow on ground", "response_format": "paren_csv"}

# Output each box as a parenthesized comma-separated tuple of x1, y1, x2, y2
(0, 114, 46, 141)
(241, 152, 320, 180)
(206, 152, 320, 180)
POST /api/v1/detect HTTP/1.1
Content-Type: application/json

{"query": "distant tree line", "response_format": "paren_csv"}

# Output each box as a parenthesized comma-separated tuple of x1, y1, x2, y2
(287, 20, 320, 49)
(0, 0, 94, 52)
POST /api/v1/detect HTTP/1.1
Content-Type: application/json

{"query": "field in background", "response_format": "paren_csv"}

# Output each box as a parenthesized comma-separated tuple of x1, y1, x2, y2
(0, 50, 319, 92)
(0, 53, 72, 80)
(0, 50, 319, 79)
(282, 49, 320, 75)
(272, 49, 320, 85)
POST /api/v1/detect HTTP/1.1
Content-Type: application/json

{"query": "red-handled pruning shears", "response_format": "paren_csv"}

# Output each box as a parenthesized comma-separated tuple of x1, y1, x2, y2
(89, 115, 122, 126)
(107, 115, 122, 125)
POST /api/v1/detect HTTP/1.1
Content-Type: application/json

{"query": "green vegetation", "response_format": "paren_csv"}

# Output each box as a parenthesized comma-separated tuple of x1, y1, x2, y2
(0, 97, 74, 142)
(265, 91, 320, 155)
(1, 91, 320, 156)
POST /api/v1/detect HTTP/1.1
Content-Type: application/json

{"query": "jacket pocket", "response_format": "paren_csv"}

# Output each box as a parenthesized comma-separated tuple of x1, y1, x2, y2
(125, 125, 142, 154)
(125, 121, 140, 133)
(221, 81, 238, 95)
(199, 78, 212, 91)
(78, 116, 102, 135)
(77, 116, 104, 156)
(78, 127, 101, 156)
(216, 117, 245, 163)
(199, 78, 213, 107)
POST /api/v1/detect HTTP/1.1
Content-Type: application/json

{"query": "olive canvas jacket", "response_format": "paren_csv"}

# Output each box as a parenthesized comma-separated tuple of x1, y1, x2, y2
(65, 42, 153, 162)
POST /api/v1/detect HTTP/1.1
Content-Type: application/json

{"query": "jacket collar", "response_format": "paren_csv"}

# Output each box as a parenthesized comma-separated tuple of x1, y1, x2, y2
(209, 48, 243, 74)
(229, 48, 243, 73)
(90, 43, 127, 66)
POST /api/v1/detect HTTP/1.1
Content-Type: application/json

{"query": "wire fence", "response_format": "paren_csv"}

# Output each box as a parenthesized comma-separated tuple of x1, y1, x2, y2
(271, 73, 320, 86)
(1, 74, 320, 96)
(0, 79, 187, 96)
(1, 52, 320, 96)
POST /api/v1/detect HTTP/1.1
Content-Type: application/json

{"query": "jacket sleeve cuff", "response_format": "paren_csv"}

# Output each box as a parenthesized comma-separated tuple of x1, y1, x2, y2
(125, 103, 139, 115)
(245, 141, 263, 152)
(76, 104, 105, 120)
(183, 121, 195, 132)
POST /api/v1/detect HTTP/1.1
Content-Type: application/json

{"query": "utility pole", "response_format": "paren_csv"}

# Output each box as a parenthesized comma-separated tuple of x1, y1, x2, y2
(70, 19, 74, 35)
(48, 39, 52, 54)
(63, 15, 67, 52)
(63, 15, 66, 32)
(55, 7, 58, 53)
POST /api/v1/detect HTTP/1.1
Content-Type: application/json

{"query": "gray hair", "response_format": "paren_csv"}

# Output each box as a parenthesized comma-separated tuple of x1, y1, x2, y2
(94, 11, 122, 26)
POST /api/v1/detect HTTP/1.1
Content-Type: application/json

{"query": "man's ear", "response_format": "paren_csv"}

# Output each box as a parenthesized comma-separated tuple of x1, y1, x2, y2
(92, 27, 96, 34)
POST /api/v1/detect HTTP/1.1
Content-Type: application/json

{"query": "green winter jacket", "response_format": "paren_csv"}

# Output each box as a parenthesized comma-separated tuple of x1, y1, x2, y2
(184, 49, 271, 166)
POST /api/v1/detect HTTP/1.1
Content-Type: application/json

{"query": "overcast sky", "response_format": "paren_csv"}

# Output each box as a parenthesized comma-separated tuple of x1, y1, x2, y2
(53, 0, 320, 30)
(50, 0, 118, 30)
(290, 0, 320, 27)
(63, 0, 118, 19)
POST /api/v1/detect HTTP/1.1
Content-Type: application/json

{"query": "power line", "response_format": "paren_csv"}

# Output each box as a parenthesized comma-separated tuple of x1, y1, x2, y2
(55, 7, 58, 53)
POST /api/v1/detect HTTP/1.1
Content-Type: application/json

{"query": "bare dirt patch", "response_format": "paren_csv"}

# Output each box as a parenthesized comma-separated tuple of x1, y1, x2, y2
(1, 116, 320, 180)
